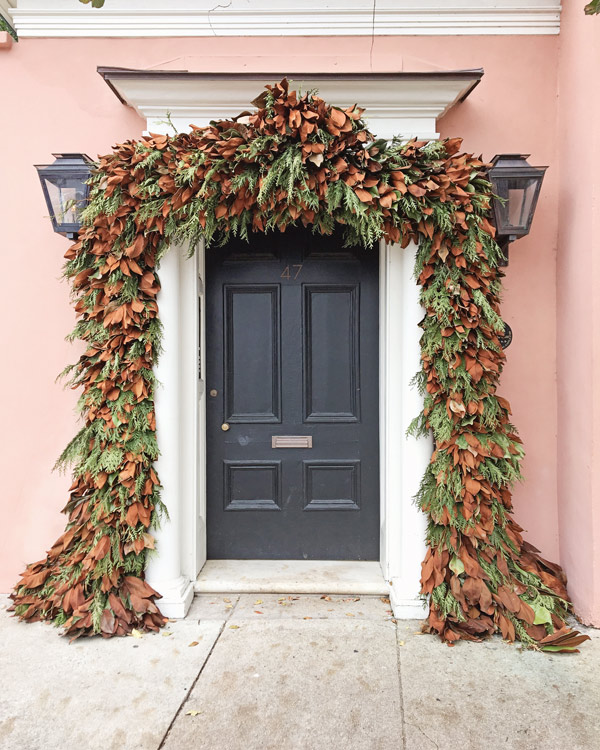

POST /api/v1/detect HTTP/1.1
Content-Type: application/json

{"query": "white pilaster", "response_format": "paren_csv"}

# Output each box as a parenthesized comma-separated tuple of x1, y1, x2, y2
(381, 242, 430, 619)
(145, 243, 194, 618)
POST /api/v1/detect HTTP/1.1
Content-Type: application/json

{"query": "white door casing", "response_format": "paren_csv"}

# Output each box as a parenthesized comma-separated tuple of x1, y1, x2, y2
(111, 72, 480, 618)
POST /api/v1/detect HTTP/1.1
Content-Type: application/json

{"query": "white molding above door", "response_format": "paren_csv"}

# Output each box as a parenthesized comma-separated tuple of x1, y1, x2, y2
(99, 69, 483, 142)
(9, 0, 561, 37)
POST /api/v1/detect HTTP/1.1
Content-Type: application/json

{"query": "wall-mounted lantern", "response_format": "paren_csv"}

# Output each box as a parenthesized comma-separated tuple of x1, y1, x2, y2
(35, 153, 93, 240)
(488, 154, 547, 266)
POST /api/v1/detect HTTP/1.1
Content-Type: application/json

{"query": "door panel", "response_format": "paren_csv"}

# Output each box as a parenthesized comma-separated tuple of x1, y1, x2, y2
(224, 285, 281, 422)
(223, 460, 281, 512)
(304, 284, 359, 421)
(303, 460, 360, 511)
(206, 228, 379, 560)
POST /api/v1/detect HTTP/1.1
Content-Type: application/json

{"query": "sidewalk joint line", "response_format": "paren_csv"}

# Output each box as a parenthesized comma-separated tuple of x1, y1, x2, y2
(395, 622, 407, 750)
(156, 615, 228, 750)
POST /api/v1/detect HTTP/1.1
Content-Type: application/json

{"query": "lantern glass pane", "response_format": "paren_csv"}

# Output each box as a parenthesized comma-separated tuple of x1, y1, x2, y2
(42, 175, 88, 230)
(493, 176, 539, 236)
(507, 178, 537, 230)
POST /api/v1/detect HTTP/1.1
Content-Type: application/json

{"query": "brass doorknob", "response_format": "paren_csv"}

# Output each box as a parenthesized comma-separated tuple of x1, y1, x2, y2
(221, 423, 230, 432)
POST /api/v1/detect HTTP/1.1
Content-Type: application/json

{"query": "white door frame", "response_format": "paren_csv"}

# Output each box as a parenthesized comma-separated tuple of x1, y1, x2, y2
(145, 237, 431, 619)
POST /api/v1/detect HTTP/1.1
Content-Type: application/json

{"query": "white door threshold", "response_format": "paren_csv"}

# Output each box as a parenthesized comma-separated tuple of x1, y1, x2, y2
(194, 560, 390, 596)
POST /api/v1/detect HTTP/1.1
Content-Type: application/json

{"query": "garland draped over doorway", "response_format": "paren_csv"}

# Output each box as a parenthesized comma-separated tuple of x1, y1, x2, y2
(11, 80, 588, 651)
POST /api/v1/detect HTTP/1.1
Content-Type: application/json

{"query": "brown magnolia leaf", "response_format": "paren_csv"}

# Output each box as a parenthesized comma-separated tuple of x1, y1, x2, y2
(355, 188, 372, 203)
(100, 609, 116, 634)
(329, 107, 347, 128)
(21, 569, 50, 589)
(465, 478, 481, 495)
(464, 274, 481, 289)
(407, 183, 427, 197)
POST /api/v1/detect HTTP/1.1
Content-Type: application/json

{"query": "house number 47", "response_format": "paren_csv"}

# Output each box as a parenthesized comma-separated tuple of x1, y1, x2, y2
(280, 264, 303, 280)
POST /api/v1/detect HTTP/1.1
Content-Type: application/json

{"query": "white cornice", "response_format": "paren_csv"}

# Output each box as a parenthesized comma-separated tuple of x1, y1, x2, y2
(0, 1, 15, 18)
(9, 1, 561, 37)
(99, 70, 483, 141)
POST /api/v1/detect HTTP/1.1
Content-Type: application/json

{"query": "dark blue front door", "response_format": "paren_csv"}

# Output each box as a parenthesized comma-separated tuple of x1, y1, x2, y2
(206, 228, 380, 560)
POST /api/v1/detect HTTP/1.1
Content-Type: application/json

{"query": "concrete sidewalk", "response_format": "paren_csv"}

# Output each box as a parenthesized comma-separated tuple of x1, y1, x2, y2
(0, 593, 598, 750)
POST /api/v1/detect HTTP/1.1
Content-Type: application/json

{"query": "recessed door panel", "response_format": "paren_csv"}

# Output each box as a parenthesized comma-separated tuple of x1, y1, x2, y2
(303, 460, 360, 511)
(224, 285, 280, 423)
(304, 284, 359, 422)
(224, 461, 281, 511)
(206, 228, 379, 560)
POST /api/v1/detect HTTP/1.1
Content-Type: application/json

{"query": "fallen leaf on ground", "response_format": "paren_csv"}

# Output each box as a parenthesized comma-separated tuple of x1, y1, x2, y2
(186, 710, 202, 717)
(254, 610, 263, 614)
(162, 631, 173, 637)
(254, 599, 263, 605)
(131, 629, 143, 639)
(229, 625, 240, 629)
(380, 597, 390, 604)
(304, 617, 312, 620)
(188, 641, 199, 647)
(398, 640, 405, 646)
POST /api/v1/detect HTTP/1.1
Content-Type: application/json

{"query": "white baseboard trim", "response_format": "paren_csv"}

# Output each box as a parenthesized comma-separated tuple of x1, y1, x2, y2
(149, 575, 194, 619)
(389, 589, 428, 620)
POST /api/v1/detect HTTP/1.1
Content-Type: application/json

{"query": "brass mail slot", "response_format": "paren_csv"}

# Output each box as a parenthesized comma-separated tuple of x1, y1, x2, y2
(271, 435, 313, 449)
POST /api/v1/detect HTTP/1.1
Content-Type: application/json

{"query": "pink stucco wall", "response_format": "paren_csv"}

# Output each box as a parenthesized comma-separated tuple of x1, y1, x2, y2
(0, 32, 582, 616)
(556, 5, 600, 625)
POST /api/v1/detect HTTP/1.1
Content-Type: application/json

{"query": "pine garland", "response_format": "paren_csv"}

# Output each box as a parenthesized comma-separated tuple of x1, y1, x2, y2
(11, 80, 589, 651)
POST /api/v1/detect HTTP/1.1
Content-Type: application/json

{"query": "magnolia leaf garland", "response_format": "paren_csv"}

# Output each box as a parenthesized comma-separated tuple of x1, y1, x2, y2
(10, 79, 589, 651)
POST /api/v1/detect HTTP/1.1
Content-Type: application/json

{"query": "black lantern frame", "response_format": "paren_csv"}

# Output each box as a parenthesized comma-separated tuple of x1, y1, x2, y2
(35, 153, 94, 240)
(488, 154, 547, 266)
